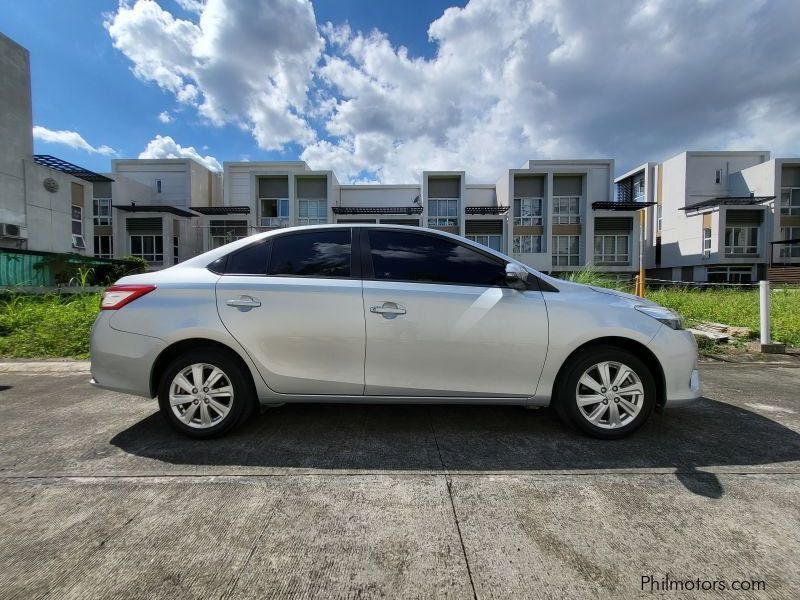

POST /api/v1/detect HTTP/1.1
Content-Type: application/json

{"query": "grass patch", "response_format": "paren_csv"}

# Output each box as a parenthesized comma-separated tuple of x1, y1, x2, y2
(647, 287, 800, 347)
(0, 292, 101, 359)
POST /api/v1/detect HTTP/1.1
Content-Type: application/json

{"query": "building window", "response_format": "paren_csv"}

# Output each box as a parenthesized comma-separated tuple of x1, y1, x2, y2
(552, 196, 580, 224)
(298, 199, 327, 225)
(93, 198, 111, 225)
(130, 234, 164, 264)
(260, 198, 289, 227)
(715, 169, 723, 184)
(93, 235, 112, 258)
(173, 236, 179, 264)
(466, 234, 502, 251)
(71, 205, 85, 249)
(552, 235, 580, 266)
(427, 198, 459, 227)
(780, 188, 800, 216)
(702, 227, 712, 258)
(512, 235, 542, 254)
(633, 178, 645, 202)
(707, 266, 753, 284)
(779, 227, 800, 258)
(210, 220, 249, 249)
(656, 205, 663, 231)
(724, 226, 759, 257)
(155, 179, 162, 194)
(594, 235, 629, 265)
(513, 197, 543, 226)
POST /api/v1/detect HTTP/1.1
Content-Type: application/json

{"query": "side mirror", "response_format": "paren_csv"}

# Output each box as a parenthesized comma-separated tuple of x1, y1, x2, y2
(505, 262, 529, 289)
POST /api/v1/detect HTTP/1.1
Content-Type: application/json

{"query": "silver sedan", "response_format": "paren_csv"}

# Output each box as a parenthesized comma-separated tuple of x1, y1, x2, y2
(90, 225, 700, 439)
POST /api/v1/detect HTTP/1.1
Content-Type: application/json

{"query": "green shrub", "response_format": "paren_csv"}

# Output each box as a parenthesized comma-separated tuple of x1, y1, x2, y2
(0, 292, 101, 359)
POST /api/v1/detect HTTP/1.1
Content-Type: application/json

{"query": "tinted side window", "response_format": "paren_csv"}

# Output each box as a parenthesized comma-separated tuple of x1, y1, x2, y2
(368, 230, 506, 286)
(268, 230, 351, 278)
(226, 242, 268, 275)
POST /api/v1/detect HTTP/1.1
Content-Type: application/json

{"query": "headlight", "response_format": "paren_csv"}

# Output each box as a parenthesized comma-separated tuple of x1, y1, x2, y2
(635, 305, 685, 330)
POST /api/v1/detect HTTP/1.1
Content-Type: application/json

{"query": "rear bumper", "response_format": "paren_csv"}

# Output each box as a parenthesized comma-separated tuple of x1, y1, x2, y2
(90, 313, 165, 398)
(647, 326, 702, 407)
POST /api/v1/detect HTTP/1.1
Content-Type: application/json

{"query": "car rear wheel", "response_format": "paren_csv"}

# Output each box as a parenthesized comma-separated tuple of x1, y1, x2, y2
(157, 349, 253, 439)
(555, 346, 656, 439)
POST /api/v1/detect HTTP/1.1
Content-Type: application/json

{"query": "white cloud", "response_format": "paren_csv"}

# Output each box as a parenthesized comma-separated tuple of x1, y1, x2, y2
(106, 0, 322, 150)
(157, 111, 173, 123)
(107, 0, 800, 182)
(138, 134, 222, 171)
(33, 126, 117, 156)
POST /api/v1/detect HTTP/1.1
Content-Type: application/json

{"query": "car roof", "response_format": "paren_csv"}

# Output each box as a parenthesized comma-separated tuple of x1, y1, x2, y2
(178, 223, 526, 271)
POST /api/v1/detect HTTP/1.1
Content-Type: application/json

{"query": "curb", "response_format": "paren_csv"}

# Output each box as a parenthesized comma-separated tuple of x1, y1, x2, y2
(0, 361, 91, 373)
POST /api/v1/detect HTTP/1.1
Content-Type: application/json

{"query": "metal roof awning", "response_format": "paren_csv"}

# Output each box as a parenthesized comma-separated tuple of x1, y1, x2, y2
(331, 206, 423, 215)
(679, 196, 774, 211)
(190, 206, 251, 215)
(115, 204, 198, 218)
(592, 201, 656, 211)
(464, 206, 509, 214)
(33, 155, 113, 182)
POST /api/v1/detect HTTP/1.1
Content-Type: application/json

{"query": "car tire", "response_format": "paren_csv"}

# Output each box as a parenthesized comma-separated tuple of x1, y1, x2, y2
(555, 345, 656, 439)
(157, 349, 254, 439)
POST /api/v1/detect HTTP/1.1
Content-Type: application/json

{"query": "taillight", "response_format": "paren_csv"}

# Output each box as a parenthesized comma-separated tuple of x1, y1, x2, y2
(100, 285, 157, 310)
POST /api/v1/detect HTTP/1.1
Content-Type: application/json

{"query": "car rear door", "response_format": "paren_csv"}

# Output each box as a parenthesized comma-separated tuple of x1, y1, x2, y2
(215, 228, 365, 395)
(360, 228, 549, 397)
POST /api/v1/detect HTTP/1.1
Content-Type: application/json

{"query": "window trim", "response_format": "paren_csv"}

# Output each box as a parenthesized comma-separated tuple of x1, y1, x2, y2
(93, 197, 112, 226)
(259, 197, 290, 227)
(360, 227, 534, 290)
(702, 227, 712, 258)
(93, 234, 113, 258)
(552, 234, 581, 267)
(593, 234, 630, 265)
(724, 225, 759, 257)
(512, 234, 543, 254)
(129, 233, 164, 264)
(513, 197, 543, 226)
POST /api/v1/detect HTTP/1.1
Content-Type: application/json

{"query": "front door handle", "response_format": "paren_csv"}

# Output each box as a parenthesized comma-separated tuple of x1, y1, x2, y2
(370, 302, 406, 319)
(226, 295, 261, 309)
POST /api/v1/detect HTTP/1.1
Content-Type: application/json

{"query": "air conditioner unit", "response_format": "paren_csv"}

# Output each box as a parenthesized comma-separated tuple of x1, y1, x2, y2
(0, 223, 25, 238)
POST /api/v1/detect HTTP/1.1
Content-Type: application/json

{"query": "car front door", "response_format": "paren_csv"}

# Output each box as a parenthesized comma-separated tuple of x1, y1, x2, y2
(361, 228, 549, 397)
(215, 228, 365, 395)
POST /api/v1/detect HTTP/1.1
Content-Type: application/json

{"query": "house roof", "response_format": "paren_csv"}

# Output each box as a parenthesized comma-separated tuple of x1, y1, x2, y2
(679, 197, 774, 211)
(32, 155, 113, 183)
(331, 206, 423, 215)
(592, 201, 656, 211)
(190, 206, 251, 215)
(114, 204, 198, 217)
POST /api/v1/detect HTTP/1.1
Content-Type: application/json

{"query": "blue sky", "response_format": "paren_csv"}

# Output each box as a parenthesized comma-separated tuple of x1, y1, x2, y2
(2, 0, 799, 182)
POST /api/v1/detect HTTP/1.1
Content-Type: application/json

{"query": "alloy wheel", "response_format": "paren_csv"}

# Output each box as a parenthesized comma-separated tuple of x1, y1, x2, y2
(575, 360, 644, 429)
(169, 363, 235, 429)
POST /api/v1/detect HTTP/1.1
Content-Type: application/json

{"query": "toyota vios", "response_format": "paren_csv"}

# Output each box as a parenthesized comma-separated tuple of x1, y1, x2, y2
(91, 225, 700, 439)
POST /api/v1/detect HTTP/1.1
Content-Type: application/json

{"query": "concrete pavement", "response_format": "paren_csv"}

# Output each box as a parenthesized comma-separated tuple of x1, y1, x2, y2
(0, 362, 798, 598)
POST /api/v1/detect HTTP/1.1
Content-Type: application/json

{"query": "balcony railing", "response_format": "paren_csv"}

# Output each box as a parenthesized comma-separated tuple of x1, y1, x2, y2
(259, 217, 289, 227)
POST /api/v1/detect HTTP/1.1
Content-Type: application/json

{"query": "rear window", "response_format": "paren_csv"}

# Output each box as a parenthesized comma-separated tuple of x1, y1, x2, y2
(225, 242, 268, 275)
(267, 230, 351, 278)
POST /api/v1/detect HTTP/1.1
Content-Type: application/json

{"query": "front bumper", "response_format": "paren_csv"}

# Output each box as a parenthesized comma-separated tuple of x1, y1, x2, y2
(647, 326, 702, 407)
(90, 313, 166, 398)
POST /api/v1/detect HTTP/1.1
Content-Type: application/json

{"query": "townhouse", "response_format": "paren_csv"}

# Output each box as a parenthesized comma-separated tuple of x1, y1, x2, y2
(204, 159, 647, 277)
(615, 151, 800, 283)
(105, 158, 222, 268)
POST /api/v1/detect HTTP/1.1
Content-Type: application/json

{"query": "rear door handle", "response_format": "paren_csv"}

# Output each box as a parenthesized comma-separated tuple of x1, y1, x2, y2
(370, 302, 406, 319)
(226, 295, 261, 308)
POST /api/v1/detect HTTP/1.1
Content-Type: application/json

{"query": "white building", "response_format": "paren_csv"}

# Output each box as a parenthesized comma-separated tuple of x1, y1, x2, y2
(615, 151, 800, 283)
(105, 158, 222, 269)
(220, 159, 646, 277)
(0, 33, 97, 264)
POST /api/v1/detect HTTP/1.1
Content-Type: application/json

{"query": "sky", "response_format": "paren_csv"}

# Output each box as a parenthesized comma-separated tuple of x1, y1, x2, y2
(3, 0, 800, 183)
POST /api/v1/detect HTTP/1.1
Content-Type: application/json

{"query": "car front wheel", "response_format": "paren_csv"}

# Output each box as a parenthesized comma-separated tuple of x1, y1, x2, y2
(556, 346, 656, 439)
(157, 349, 252, 439)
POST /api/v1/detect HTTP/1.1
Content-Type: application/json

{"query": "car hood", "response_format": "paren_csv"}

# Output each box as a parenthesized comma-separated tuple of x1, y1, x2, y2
(589, 285, 658, 306)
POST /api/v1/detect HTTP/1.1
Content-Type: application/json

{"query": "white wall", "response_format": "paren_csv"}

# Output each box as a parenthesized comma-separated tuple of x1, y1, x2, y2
(23, 161, 93, 255)
(0, 33, 32, 231)
(338, 186, 420, 208)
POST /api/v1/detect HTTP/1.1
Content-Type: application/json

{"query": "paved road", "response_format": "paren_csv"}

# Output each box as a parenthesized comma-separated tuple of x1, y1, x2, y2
(0, 362, 798, 599)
